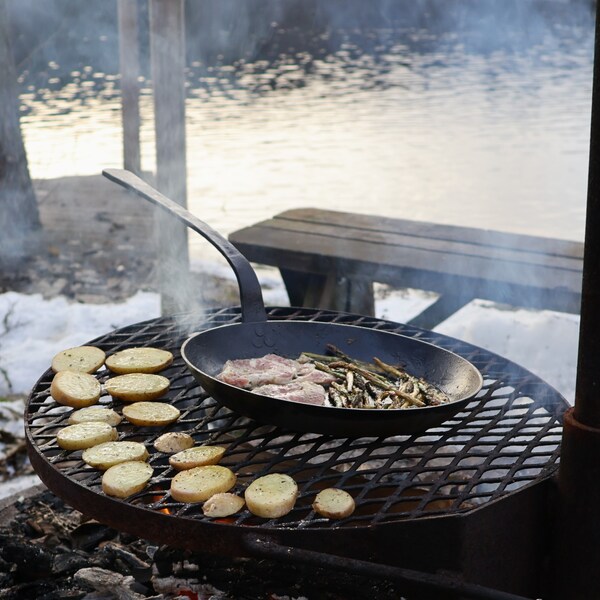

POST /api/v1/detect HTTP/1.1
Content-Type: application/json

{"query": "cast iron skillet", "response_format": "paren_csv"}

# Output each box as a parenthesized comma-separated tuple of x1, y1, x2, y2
(103, 169, 483, 436)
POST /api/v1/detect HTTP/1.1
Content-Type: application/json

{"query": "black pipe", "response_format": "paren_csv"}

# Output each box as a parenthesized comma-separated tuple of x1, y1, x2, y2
(551, 4, 600, 599)
(574, 0, 600, 426)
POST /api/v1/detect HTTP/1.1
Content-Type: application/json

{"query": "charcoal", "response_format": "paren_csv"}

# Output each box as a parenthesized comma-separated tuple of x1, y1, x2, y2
(101, 542, 152, 582)
(73, 567, 146, 600)
(0, 540, 54, 580)
(0, 489, 403, 599)
(52, 551, 94, 576)
(0, 580, 84, 600)
(70, 521, 118, 551)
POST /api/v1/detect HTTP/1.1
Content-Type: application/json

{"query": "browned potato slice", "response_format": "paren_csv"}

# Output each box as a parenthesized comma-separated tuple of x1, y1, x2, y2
(203, 492, 245, 518)
(105, 347, 173, 374)
(153, 432, 194, 454)
(68, 406, 122, 426)
(56, 422, 117, 451)
(104, 373, 170, 402)
(51, 346, 106, 374)
(82, 441, 149, 470)
(169, 446, 226, 470)
(312, 488, 355, 519)
(122, 402, 180, 426)
(102, 461, 153, 498)
(51, 371, 101, 408)
(244, 473, 298, 519)
(170, 465, 236, 503)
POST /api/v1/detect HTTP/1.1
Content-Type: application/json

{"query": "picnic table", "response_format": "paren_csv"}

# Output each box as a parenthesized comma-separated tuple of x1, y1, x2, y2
(229, 208, 583, 328)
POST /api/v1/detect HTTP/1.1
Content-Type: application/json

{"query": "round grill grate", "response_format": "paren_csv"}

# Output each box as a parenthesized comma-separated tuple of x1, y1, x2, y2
(25, 307, 567, 534)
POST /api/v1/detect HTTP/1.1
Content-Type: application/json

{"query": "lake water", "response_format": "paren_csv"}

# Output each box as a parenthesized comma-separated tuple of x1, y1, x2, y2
(18, 1, 594, 262)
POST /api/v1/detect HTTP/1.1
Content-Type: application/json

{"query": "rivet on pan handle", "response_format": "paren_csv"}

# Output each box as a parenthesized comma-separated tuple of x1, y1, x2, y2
(102, 168, 267, 324)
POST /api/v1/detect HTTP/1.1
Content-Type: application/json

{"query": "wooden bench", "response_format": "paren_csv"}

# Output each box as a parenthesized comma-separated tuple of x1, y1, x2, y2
(228, 208, 584, 329)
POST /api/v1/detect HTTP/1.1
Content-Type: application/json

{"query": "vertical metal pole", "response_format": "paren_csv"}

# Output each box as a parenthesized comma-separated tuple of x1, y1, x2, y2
(574, 2, 600, 428)
(118, 0, 142, 175)
(551, 4, 600, 599)
(149, 0, 190, 314)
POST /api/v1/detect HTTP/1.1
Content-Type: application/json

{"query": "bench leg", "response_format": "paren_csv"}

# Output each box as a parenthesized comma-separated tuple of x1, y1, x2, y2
(407, 292, 475, 330)
(280, 269, 375, 316)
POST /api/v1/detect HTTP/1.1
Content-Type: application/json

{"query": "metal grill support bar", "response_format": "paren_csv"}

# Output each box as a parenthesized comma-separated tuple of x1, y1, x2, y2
(552, 3, 600, 598)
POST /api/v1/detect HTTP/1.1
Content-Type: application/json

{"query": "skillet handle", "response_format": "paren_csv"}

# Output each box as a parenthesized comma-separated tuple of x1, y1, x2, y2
(102, 168, 267, 323)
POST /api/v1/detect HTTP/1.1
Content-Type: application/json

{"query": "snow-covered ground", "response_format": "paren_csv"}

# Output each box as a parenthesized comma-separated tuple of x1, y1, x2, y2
(0, 267, 579, 499)
(1, 268, 578, 401)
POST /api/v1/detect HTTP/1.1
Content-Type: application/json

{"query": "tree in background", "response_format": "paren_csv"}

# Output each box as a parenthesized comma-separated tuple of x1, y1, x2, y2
(0, 0, 40, 263)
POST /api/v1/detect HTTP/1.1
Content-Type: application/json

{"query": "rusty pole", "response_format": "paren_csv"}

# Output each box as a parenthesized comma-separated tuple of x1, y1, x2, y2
(551, 3, 600, 598)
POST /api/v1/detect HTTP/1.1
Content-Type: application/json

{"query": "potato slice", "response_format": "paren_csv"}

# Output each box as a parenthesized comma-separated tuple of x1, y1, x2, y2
(170, 465, 236, 503)
(153, 432, 194, 454)
(56, 422, 118, 451)
(102, 461, 153, 498)
(51, 371, 102, 408)
(68, 406, 122, 426)
(105, 347, 173, 374)
(244, 473, 298, 519)
(105, 373, 170, 402)
(312, 488, 355, 519)
(122, 402, 180, 426)
(203, 492, 245, 518)
(51, 346, 106, 374)
(169, 446, 226, 471)
(82, 441, 149, 470)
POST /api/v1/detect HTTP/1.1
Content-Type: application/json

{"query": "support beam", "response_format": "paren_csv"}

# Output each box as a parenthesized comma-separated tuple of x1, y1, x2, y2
(552, 3, 600, 599)
(149, 0, 190, 314)
(118, 0, 141, 175)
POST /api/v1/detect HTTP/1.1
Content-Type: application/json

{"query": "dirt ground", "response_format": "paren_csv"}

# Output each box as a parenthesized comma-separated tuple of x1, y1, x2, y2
(0, 174, 240, 305)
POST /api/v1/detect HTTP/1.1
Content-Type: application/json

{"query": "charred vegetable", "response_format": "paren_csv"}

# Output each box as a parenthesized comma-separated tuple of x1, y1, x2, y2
(300, 344, 450, 409)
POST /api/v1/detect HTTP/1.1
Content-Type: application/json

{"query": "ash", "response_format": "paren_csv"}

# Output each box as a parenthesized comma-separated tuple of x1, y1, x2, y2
(0, 488, 401, 600)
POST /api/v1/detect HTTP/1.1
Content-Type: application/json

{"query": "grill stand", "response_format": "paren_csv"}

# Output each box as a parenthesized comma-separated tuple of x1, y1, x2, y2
(26, 307, 568, 599)
(552, 411, 600, 598)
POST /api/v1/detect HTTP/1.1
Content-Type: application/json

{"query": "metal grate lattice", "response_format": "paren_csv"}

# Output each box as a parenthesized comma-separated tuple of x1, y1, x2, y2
(25, 307, 567, 535)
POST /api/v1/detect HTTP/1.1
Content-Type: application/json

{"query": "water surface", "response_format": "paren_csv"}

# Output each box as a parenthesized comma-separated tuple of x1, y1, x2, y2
(18, 2, 594, 262)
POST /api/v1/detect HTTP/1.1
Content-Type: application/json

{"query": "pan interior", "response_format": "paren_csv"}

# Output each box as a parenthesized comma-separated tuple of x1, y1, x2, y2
(181, 320, 483, 403)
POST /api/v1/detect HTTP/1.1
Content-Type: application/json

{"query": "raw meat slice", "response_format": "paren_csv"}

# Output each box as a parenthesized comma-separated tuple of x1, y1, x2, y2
(252, 380, 328, 406)
(217, 354, 300, 389)
(295, 362, 338, 386)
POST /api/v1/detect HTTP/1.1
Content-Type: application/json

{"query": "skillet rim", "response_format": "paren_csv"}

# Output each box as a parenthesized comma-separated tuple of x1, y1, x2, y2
(180, 319, 484, 415)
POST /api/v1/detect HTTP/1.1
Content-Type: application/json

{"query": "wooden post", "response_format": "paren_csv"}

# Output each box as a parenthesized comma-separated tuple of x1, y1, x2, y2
(0, 0, 40, 266)
(149, 0, 190, 314)
(117, 0, 141, 175)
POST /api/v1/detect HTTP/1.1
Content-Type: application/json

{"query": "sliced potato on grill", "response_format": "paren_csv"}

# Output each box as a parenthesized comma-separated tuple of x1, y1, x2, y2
(51, 345, 106, 374)
(244, 473, 298, 519)
(56, 422, 118, 451)
(203, 492, 245, 518)
(169, 445, 226, 471)
(312, 488, 355, 519)
(105, 347, 173, 374)
(170, 465, 236, 503)
(104, 373, 170, 402)
(153, 432, 194, 454)
(122, 401, 180, 426)
(102, 461, 153, 498)
(82, 441, 149, 470)
(68, 406, 122, 427)
(51, 371, 102, 408)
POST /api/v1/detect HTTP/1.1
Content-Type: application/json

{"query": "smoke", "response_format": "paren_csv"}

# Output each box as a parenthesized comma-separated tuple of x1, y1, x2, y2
(2, 0, 595, 320)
